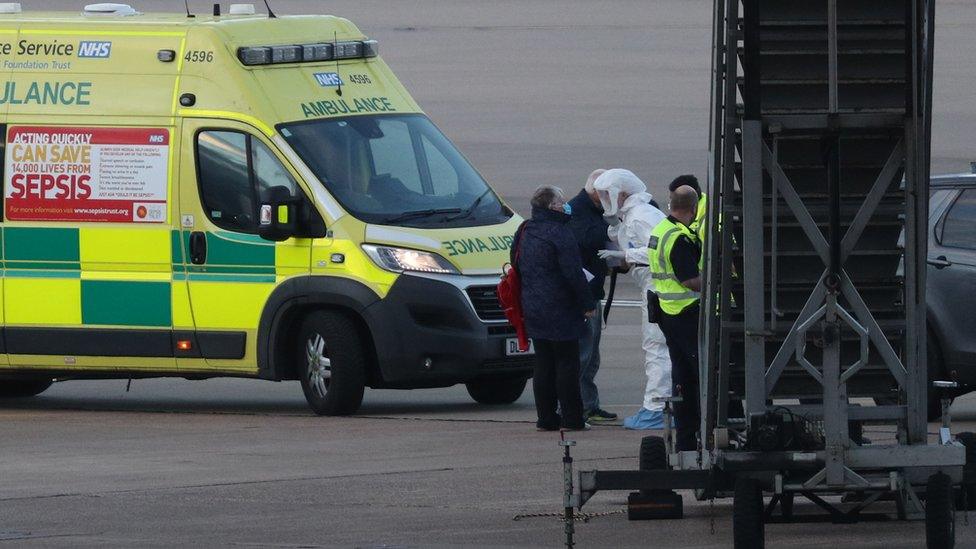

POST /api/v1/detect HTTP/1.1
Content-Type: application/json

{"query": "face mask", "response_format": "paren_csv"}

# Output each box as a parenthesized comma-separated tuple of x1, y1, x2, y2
(562, 203, 573, 216)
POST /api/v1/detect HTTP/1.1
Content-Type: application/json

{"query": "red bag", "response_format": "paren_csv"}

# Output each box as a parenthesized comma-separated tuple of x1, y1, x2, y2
(497, 223, 530, 352)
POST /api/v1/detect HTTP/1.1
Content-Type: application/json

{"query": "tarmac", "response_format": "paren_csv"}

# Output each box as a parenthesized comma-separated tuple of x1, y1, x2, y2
(6, 1, 976, 547)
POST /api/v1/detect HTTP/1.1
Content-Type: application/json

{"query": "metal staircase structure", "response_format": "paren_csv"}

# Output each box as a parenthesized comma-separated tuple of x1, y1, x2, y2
(700, 0, 963, 540)
(577, 1, 966, 546)
(704, 0, 930, 449)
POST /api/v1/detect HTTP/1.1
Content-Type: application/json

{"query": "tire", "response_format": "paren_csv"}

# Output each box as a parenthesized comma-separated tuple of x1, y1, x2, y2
(298, 310, 366, 416)
(926, 472, 955, 549)
(955, 432, 976, 511)
(465, 376, 527, 405)
(0, 379, 53, 398)
(733, 477, 765, 549)
(639, 435, 667, 471)
(639, 435, 668, 497)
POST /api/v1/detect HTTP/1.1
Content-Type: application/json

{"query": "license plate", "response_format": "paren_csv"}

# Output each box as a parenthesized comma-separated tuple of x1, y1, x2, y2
(506, 338, 535, 356)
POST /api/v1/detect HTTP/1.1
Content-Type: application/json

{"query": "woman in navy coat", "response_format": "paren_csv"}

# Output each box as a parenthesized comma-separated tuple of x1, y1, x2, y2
(512, 185, 597, 430)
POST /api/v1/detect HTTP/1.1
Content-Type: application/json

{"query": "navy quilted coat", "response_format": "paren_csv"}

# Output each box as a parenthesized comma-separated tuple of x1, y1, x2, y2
(511, 207, 596, 341)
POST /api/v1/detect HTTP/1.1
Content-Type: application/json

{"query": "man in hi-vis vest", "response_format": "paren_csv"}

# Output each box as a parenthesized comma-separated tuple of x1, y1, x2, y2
(648, 185, 702, 451)
(669, 174, 707, 245)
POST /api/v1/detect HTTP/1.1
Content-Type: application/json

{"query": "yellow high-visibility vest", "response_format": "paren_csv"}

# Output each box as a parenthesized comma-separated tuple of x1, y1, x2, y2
(689, 193, 707, 243)
(648, 217, 700, 316)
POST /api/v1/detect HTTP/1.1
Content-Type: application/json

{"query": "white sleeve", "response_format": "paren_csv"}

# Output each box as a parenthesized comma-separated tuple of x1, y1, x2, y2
(625, 246, 650, 266)
(624, 217, 655, 265)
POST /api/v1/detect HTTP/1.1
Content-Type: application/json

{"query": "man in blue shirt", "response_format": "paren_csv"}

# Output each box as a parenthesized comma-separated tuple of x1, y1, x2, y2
(567, 169, 618, 422)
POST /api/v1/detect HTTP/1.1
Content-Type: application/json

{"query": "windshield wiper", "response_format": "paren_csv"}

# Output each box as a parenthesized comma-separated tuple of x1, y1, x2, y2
(381, 208, 462, 224)
(446, 189, 493, 221)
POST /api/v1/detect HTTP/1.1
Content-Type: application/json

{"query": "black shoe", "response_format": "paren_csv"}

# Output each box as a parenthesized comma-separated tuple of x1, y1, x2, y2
(562, 422, 592, 431)
(586, 408, 618, 421)
(536, 419, 560, 431)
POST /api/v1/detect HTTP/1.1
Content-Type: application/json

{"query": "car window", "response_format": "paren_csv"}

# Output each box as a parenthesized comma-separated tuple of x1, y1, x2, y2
(252, 138, 299, 201)
(930, 189, 953, 212)
(941, 189, 976, 250)
(197, 131, 255, 232)
(281, 114, 509, 228)
(369, 119, 423, 194)
(197, 131, 300, 233)
(423, 134, 460, 196)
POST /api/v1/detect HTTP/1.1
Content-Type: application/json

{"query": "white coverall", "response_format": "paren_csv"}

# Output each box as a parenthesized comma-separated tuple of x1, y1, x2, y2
(609, 193, 671, 412)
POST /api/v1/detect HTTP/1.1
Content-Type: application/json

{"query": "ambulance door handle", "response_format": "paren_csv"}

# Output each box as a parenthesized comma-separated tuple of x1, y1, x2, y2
(189, 231, 207, 265)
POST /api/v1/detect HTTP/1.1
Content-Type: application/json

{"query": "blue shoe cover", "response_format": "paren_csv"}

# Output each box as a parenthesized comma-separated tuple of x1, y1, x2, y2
(623, 408, 665, 430)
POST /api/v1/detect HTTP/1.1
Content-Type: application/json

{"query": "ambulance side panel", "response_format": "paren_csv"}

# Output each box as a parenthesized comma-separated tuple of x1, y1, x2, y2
(2, 123, 182, 373)
(0, 24, 188, 372)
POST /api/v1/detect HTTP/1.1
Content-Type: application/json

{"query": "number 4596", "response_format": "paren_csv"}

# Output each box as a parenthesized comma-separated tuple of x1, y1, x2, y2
(185, 50, 215, 63)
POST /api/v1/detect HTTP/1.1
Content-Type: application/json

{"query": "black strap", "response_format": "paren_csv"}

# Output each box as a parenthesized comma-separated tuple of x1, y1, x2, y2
(512, 221, 529, 265)
(602, 268, 619, 324)
(504, 221, 528, 275)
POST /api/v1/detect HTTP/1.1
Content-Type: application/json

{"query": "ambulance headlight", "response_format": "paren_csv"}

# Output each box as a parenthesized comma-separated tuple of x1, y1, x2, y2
(362, 245, 459, 275)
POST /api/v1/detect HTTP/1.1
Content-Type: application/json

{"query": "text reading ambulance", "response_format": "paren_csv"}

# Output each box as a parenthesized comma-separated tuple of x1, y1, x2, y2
(0, 3, 531, 414)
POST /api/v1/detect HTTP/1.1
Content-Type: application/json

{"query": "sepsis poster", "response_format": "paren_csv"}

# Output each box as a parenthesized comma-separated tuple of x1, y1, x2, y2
(4, 126, 169, 223)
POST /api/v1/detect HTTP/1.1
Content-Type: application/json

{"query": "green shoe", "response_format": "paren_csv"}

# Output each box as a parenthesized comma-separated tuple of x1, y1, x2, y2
(586, 408, 618, 421)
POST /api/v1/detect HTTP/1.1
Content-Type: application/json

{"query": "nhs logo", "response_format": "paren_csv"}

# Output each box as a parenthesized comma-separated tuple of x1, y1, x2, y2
(314, 72, 343, 87)
(78, 41, 112, 58)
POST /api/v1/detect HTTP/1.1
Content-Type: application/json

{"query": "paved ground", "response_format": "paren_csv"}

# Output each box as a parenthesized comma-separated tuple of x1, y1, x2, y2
(6, 1, 976, 547)
(4, 306, 976, 548)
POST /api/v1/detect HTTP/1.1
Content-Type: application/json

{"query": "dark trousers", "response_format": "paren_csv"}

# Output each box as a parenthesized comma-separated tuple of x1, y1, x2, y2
(578, 302, 603, 412)
(533, 338, 585, 429)
(658, 304, 701, 451)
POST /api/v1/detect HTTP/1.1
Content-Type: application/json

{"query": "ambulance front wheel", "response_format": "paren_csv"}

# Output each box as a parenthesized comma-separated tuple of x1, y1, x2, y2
(465, 375, 528, 405)
(298, 310, 366, 416)
(0, 379, 53, 398)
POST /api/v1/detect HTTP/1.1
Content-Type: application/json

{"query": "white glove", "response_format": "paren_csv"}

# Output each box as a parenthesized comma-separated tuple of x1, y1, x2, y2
(597, 249, 626, 261)
(604, 215, 621, 227)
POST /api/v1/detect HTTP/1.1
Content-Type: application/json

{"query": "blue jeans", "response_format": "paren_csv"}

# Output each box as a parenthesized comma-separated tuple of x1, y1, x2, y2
(579, 301, 603, 412)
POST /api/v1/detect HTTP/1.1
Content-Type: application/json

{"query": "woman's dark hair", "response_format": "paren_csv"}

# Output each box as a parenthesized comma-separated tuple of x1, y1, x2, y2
(668, 174, 701, 195)
(530, 185, 564, 209)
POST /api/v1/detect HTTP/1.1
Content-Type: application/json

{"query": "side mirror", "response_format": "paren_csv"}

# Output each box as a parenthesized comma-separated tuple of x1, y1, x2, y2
(258, 186, 300, 242)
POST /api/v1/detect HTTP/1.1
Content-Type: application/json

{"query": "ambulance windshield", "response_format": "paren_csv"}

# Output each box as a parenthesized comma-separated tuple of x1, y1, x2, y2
(280, 114, 511, 227)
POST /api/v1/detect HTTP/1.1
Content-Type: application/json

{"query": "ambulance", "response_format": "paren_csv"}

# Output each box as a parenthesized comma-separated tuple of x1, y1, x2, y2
(0, 3, 532, 415)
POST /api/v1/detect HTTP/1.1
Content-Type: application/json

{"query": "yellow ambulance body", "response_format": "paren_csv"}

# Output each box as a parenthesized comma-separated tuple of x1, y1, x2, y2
(0, 5, 530, 414)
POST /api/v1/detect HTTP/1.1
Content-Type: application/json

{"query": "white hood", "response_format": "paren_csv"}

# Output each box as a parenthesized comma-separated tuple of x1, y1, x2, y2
(620, 191, 655, 215)
(593, 168, 647, 217)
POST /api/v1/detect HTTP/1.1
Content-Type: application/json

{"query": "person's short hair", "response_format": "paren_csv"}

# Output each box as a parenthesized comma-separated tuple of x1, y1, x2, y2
(584, 169, 607, 194)
(669, 174, 701, 195)
(531, 185, 564, 209)
(670, 185, 698, 213)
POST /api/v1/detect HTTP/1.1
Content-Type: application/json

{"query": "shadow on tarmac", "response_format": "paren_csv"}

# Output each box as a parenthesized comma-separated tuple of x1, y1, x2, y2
(0, 392, 536, 420)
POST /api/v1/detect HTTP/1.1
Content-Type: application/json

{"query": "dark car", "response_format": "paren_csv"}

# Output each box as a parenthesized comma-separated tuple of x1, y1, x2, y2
(926, 170, 976, 415)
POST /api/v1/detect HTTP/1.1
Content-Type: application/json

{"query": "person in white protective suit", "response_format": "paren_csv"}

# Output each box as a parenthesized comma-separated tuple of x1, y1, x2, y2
(592, 169, 671, 429)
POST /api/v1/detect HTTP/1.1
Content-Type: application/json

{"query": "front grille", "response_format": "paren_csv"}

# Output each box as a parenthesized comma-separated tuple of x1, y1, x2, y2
(488, 325, 517, 337)
(466, 285, 506, 322)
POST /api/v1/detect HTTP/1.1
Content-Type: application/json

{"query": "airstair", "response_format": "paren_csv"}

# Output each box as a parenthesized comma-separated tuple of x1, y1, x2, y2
(577, 1, 967, 547)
